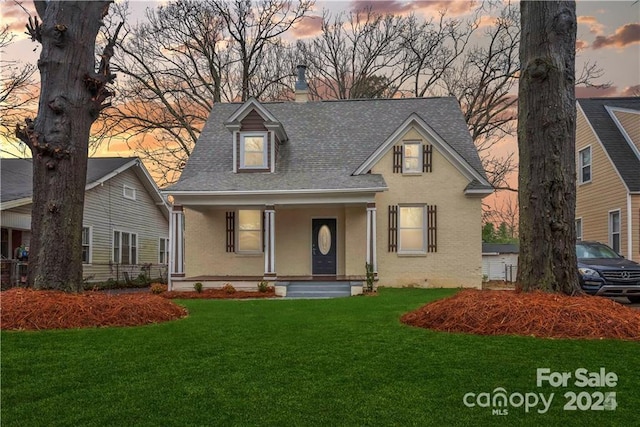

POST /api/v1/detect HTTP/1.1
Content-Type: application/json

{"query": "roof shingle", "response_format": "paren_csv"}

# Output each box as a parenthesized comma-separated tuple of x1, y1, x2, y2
(169, 97, 489, 192)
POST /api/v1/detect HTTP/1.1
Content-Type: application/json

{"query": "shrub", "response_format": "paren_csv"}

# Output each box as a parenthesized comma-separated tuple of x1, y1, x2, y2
(258, 280, 270, 293)
(194, 282, 203, 293)
(365, 263, 375, 293)
(134, 273, 149, 287)
(150, 284, 166, 294)
(222, 283, 236, 294)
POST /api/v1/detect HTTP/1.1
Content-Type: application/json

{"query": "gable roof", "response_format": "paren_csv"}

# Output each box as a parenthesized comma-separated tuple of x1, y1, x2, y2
(577, 97, 640, 193)
(168, 97, 491, 195)
(1, 157, 169, 218)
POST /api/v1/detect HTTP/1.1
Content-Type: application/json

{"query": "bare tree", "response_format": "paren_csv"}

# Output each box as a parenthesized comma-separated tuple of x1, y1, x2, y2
(0, 25, 38, 156)
(517, 0, 580, 294)
(107, 0, 227, 184)
(107, 0, 311, 185)
(212, 0, 313, 102)
(403, 10, 478, 98)
(297, 8, 410, 100)
(15, 1, 121, 291)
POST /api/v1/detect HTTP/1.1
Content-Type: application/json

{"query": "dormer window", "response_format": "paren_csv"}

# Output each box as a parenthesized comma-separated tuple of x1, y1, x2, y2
(241, 133, 268, 169)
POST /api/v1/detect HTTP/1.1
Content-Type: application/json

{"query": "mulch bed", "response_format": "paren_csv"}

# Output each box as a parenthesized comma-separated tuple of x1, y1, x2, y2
(161, 288, 279, 299)
(1, 288, 188, 331)
(401, 289, 640, 341)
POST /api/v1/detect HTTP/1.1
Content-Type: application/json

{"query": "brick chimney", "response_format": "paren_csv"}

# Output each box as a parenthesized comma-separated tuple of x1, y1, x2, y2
(295, 65, 309, 103)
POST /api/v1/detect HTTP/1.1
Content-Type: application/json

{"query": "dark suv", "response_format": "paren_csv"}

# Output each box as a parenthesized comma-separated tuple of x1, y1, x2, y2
(577, 241, 640, 303)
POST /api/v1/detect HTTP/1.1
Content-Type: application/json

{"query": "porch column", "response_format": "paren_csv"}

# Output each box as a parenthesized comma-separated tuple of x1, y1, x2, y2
(169, 205, 185, 290)
(264, 206, 276, 278)
(366, 203, 377, 274)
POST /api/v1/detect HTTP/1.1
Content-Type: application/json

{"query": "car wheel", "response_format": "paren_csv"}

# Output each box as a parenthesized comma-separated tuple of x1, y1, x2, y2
(628, 296, 640, 304)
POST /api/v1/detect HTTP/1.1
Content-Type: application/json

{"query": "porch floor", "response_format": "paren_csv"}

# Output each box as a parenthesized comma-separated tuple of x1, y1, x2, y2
(183, 275, 365, 282)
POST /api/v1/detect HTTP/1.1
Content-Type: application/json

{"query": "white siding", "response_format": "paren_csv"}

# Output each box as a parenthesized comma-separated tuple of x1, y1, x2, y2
(82, 168, 169, 281)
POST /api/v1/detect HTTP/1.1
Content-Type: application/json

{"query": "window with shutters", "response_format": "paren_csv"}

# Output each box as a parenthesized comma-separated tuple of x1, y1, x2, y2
(388, 204, 437, 253)
(226, 210, 263, 253)
(403, 142, 421, 173)
(393, 141, 433, 174)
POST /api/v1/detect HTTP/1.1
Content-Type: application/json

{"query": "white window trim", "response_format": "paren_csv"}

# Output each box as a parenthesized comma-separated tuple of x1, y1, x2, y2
(240, 133, 268, 169)
(575, 218, 582, 242)
(123, 185, 137, 200)
(608, 209, 621, 254)
(236, 209, 263, 254)
(578, 146, 592, 184)
(82, 226, 92, 264)
(113, 230, 139, 264)
(159, 237, 170, 264)
(398, 204, 427, 255)
(402, 141, 422, 174)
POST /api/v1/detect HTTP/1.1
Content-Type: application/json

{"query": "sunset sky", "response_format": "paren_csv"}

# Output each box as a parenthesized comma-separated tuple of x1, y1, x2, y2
(1, 0, 638, 207)
(3, 1, 638, 94)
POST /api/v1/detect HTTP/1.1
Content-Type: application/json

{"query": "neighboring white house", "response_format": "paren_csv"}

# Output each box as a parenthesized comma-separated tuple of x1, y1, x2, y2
(1, 157, 170, 285)
(482, 243, 518, 282)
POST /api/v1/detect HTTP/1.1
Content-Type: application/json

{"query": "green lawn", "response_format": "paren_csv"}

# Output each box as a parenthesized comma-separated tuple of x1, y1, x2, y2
(2, 288, 638, 426)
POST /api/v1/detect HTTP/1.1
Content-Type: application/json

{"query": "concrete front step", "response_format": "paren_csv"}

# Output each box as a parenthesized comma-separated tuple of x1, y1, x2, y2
(286, 282, 352, 298)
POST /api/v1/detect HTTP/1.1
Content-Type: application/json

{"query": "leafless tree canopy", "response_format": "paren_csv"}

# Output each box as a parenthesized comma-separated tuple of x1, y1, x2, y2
(105, 0, 311, 185)
(58, 0, 608, 198)
(0, 25, 38, 157)
(296, 9, 410, 100)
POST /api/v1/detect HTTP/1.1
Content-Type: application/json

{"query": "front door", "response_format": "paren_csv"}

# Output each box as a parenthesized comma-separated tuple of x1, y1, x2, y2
(312, 218, 336, 275)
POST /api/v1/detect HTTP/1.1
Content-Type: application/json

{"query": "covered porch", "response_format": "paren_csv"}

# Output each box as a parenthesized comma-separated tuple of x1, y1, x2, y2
(168, 191, 381, 295)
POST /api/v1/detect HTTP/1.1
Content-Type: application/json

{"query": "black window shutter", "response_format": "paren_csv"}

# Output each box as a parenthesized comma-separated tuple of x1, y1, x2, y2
(423, 144, 432, 173)
(226, 211, 235, 252)
(393, 146, 403, 173)
(427, 205, 437, 252)
(388, 205, 398, 252)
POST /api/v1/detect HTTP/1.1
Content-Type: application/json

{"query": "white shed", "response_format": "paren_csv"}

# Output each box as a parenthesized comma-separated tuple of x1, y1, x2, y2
(482, 243, 519, 282)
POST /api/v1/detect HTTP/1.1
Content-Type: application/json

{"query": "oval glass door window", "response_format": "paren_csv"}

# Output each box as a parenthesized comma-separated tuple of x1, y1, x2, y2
(318, 225, 332, 255)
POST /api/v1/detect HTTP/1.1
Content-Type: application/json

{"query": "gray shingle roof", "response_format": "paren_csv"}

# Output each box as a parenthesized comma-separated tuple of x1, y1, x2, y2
(1, 157, 136, 204)
(578, 97, 640, 192)
(169, 97, 490, 193)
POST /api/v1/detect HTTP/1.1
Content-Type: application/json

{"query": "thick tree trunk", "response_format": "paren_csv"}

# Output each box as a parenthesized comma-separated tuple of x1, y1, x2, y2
(517, 1, 580, 294)
(18, 1, 112, 291)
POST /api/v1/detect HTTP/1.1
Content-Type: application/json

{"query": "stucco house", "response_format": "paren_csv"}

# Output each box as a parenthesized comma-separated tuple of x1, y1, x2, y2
(1, 157, 170, 285)
(164, 67, 493, 296)
(575, 98, 640, 263)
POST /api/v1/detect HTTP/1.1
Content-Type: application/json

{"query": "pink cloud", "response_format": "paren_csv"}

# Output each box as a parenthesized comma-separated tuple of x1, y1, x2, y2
(576, 39, 588, 51)
(0, 1, 37, 34)
(577, 15, 604, 35)
(592, 23, 640, 49)
(620, 85, 640, 97)
(291, 15, 323, 38)
(575, 86, 619, 98)
(349, 0, 474, 17)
